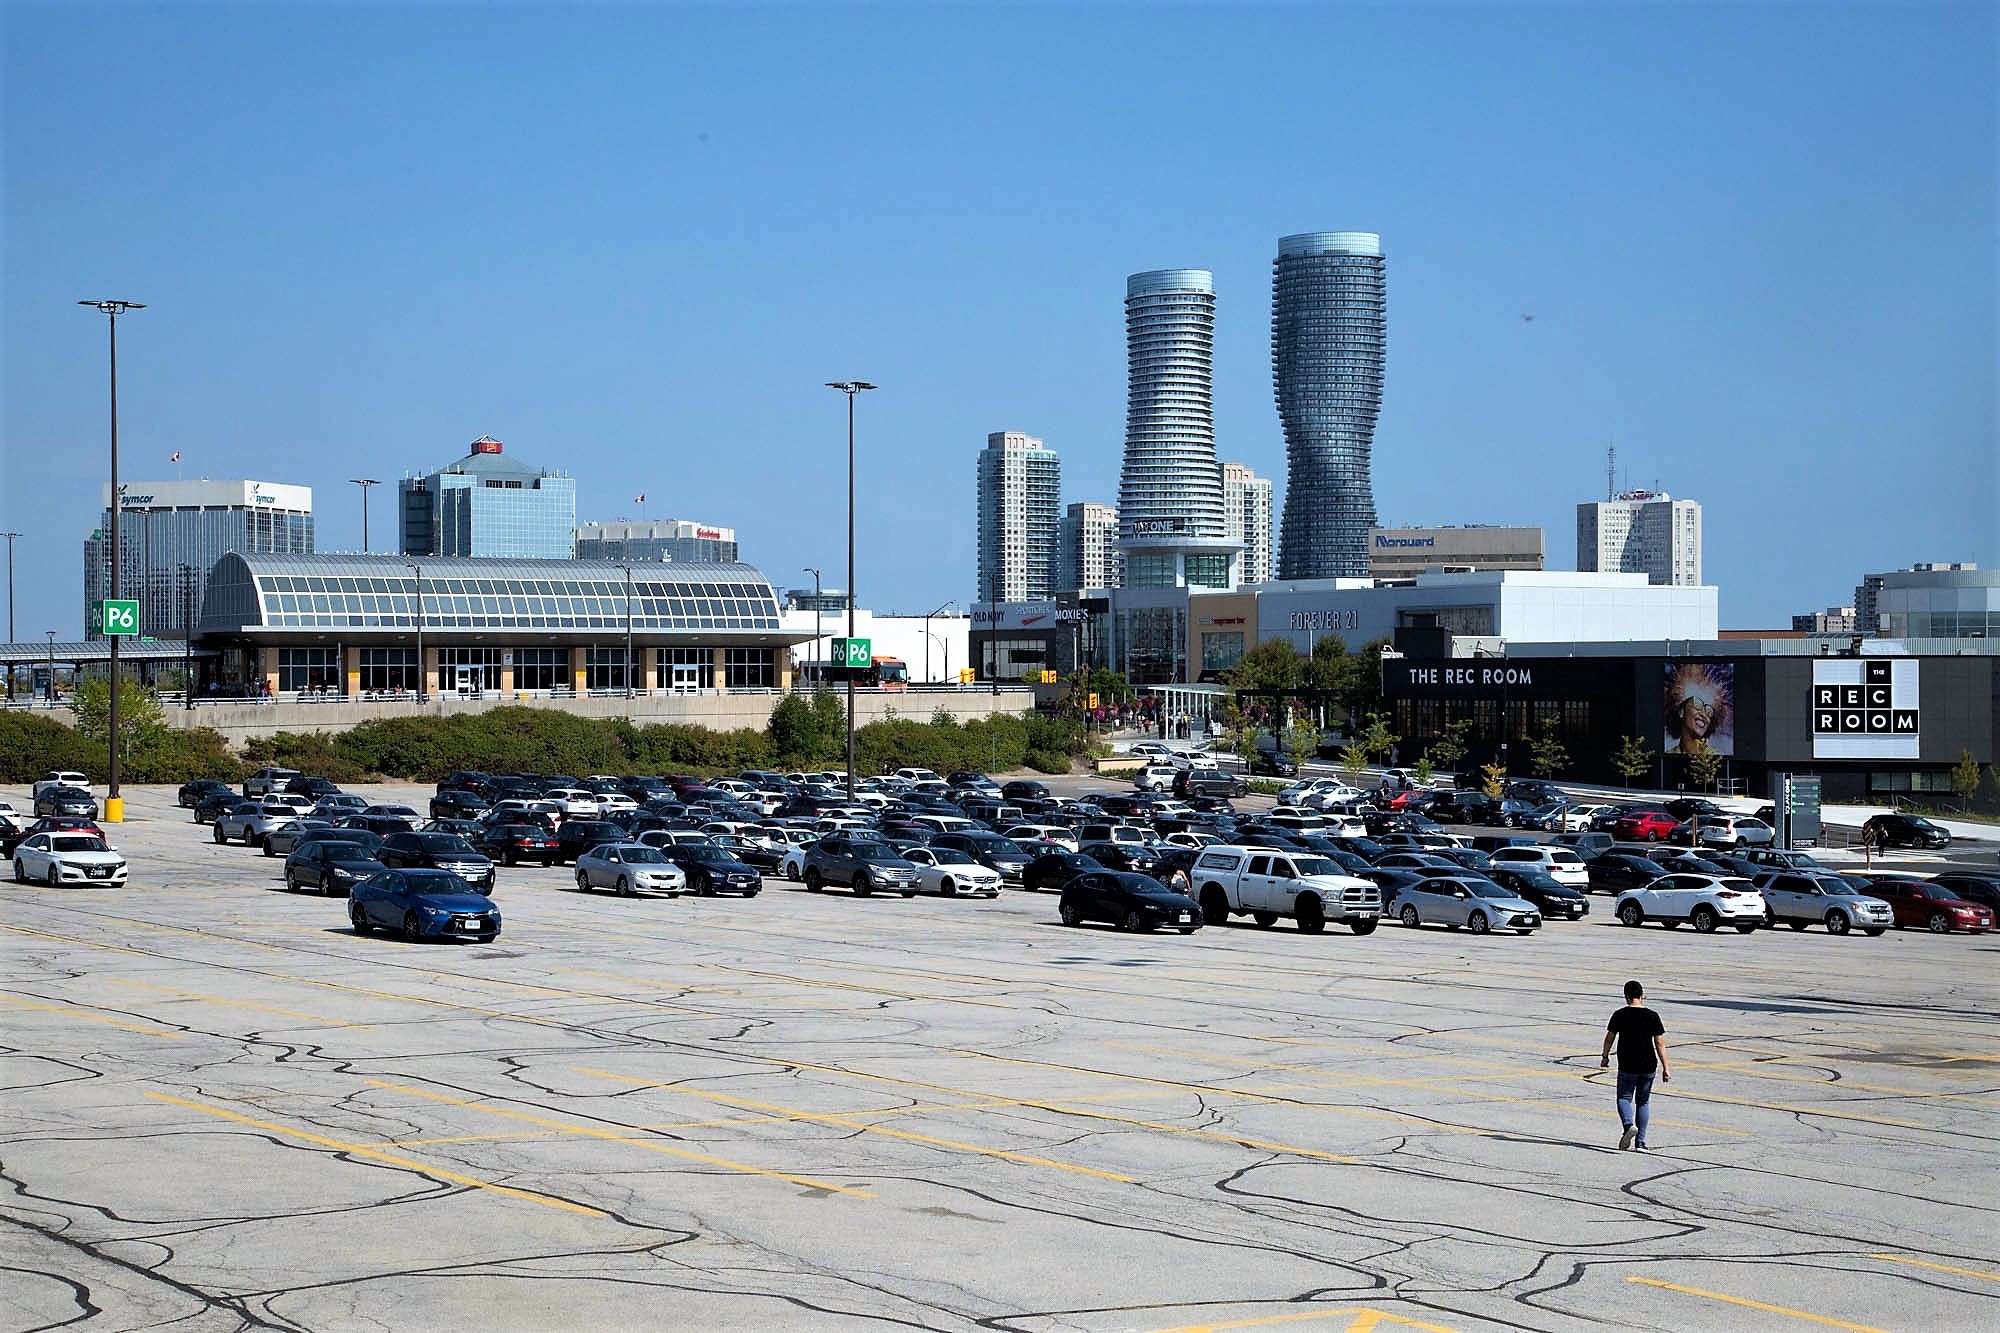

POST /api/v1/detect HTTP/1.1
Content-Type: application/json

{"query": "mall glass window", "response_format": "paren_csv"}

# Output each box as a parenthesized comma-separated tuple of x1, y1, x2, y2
(276, 647, 341, 693)
(436, 647, 503, 692)
(512, 646, 568, 690)
(586, 647, 641, 691)
(1185, 554, 1231, 589)
(1200, 631, 1245, 673)
(724, 648, 774, 689)
(663, 647, 709, 690)
(1125, 555, 1178, 588)
(359, 647, 418, 692)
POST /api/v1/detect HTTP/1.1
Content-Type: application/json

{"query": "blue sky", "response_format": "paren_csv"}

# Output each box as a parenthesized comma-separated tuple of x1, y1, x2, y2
(4, 1, 1994, 639)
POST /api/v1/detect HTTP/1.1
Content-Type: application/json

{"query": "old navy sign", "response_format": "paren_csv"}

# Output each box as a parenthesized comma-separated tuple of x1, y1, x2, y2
(1812, 659, 1919, 760)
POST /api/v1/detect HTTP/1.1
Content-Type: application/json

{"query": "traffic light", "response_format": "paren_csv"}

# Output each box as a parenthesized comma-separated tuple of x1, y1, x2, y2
(1039, 669, 1058, 684)
(958, 667, 975, 684)
(1088, 692, 1100, 709)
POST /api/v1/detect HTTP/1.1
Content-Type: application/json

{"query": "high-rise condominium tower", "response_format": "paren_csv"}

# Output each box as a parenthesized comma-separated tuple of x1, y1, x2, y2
(1057, 502, 1121, 591)
(1222, 463, 1274, 585)
(1272, 232, 1387, 579)
(975, 431, 1060, 603)
(1577, 491, 1703, 587)
(1117, 269, 1237, 589)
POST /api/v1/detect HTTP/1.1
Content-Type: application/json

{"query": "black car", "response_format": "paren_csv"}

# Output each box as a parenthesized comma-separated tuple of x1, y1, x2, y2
(284, 776, 344, 802)
(657, 841, 763, 896)
(1428, 791, 1506, 825)
(1000, 779, 1049, 801)
(1860, 813, 1952, 851)
(1361, 867, 1433, 905)
(1486, 867, 1590, 920)
(1664, 797, 1728, 824)
(422, 817, 487, 840)
(1585, 853, 1664, 895)
(376, 832, 496, 892)
(340, 812, 419, 837)
(1548, 831, 1616, 860)
(928, 830, 1032, 882)
(1172, 768, 1244, 799)
(1077, 840, 1162, 876)
(1929, 873, 2000, 915)
(34, 787, 99, 819)
(1506, 780, 1569, 807)
(1327, 835, 1387, 862)
(1247, 749, 1298, 778)
(1059, 871, 1203, 933)
(1022, 851, 1104, 893)
(292, 827, 385, 858)
(178, 778, 233, 809)
(474, 822, 562, 866)
(437, 770, 496, 798)
(551, 819, 627, 865)
(429, 789, 492, 820)
(284, 840, 387, 896)
(1431, 846, 1495, 873)
(194, 791, 249, 824)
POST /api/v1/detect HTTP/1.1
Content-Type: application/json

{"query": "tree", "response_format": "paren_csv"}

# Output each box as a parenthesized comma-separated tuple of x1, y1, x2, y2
(1222, 639, 1310, 693)
(1412, 754, 1433, 788)
(1283, 710, 1319, 771)
(1683, 737, 1724, 791)
(1528, 718, 1569, 779)
(1952, 748, 1982, 807)
(1339, 742, 1369, 782)
(1357, 712, 1400, 765)
(1612, 734, 1654, 788)
(809, 689, 846, 762)
(1425, 718, 1473, 779)
(70, 678, 164, 746)
(768, 693, 819, 762)
(1479, 761, 1507, 799)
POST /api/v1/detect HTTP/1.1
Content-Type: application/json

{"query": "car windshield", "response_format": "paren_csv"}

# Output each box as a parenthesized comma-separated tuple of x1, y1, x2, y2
(1467, 881, 1516, 899)
(932, 848, 977, 865)
(853, 846, 903, 861)
(619, 846, 668, 863)
(1514, 872, 1563, 890)
(417, 834, 474, 853)
(52, 836, 108, 852)
(1904, 817, 1940, 831)
(1290, 857, 1349, 878)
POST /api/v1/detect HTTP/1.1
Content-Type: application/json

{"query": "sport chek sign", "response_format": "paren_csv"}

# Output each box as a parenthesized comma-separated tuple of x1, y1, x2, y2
(1812, 659, 1919, 759)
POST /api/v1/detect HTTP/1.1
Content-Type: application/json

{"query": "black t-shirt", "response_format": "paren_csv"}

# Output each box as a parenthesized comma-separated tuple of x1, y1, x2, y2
(1607, 1005, 1665, 1072)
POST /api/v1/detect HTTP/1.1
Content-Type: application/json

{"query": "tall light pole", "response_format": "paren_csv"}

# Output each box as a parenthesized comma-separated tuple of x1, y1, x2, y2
(79, 299, 144, 822)
(350, 479, 380, 552)
(623, 565, 636, 699)
(802, 566, 822, 687)
(1, 532, 19, 701)
(180, 564, 195, 709)
(408, 563, 424, 698)
(825, 381, 876, 798)
(922, 599, 956, 683)
(46, 630, 56, 705)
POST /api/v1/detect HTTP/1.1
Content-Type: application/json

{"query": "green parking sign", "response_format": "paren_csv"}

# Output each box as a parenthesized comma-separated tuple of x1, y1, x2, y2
(94, 599, 140, 636)
(832, 637, 872, 668)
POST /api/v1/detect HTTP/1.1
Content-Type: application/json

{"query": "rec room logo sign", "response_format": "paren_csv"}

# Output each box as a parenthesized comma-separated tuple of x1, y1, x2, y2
(1812, 659, 1919, 759)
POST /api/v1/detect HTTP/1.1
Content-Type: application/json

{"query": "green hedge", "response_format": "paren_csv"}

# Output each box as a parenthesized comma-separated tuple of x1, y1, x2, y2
(0, 709, 239, 784)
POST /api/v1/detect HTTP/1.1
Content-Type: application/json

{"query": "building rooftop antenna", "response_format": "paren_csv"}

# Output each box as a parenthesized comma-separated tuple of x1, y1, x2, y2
(1606, 443, 1617, 500)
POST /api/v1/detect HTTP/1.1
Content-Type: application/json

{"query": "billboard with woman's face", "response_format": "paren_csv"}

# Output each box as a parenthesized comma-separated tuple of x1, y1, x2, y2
(1664, 662, 1734, 756)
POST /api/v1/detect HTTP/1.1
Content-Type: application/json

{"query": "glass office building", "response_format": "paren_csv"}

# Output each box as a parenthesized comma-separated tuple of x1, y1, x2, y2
(400, 437, 576, 560)
(82, 480, 314, 641)
(197, 553, 805, 695)
(1115, 269, 1240, 592)
(1272, 232, 1387, 579)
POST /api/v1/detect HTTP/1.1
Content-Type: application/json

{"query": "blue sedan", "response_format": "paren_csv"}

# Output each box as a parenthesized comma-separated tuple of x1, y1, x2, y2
(348, 868, 502, 943)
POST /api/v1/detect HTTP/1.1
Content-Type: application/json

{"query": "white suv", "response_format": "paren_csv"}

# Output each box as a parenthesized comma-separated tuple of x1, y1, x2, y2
(1614, 873, 1767, 934)
(1486, 845, 1589, 889)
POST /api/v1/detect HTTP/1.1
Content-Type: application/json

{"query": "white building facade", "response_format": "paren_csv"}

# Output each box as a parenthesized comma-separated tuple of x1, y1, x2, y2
(1223, 462, 1274, 585)
(1057, 501, 1121, 591)
(975, 431, 1060, 604)
(1577, 491, 1703, 587)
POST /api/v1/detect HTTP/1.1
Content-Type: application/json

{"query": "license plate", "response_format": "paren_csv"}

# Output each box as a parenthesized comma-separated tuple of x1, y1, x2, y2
(459, 919, 484, 932)
(1177, 913, 1191, 922)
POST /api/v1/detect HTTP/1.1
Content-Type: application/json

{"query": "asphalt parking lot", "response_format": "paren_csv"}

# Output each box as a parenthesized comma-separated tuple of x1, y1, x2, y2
(4, 784, 1997, 1333)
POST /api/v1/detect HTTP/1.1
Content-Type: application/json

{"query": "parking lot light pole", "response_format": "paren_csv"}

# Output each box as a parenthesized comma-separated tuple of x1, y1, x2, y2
(45, 630, 56, 705)
(408, 563, 424, 699)
(922, 599, 955, 683)
(350, 479, 380, 552)
(825, 381, 876, 799)
(79, 299, 144, 822)
(2, 531, 19, 700)
(802, 566, 821, 687)
(623, 565, 635, 699)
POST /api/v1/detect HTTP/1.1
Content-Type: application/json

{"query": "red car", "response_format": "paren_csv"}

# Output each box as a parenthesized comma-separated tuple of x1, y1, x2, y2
(1861, 877, 1993, 934)
(1613, 809, 1680, 842)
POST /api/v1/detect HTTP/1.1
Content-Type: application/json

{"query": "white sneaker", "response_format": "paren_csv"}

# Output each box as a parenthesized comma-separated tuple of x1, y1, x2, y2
(1619, 1125, 1638, 1151)
(1634, 1141, 1650, 1152)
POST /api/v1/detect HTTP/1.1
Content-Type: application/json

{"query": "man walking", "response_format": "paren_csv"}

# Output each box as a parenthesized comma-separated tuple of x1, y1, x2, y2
(1600, 979, 1670, 1150)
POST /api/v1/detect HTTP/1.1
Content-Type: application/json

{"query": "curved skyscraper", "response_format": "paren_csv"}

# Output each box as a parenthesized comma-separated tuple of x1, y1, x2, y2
(1117, 269, 1237, 590)
(1273, 232, 1386, 579)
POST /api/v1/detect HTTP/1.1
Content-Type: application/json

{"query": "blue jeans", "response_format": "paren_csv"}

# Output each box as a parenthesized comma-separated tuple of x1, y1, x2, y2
(1616, 1071, 1655, 1143)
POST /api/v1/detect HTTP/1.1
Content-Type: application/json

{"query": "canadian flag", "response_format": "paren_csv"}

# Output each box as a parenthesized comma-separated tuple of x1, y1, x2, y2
(634, 493, 646, 504)
(169, 452, 181, 463)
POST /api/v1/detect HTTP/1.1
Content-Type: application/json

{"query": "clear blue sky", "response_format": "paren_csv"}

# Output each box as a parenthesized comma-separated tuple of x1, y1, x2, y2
(4, 2, 1994, 640)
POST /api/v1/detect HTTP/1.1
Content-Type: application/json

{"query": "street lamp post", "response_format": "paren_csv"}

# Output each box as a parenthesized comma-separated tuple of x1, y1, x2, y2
(922, 599, 956, 683)
(825, 381, 876, 799)
(623, 565, 635, 699)
(802, 566, 822, 687)
(408, 563, 424, 698)
(79, 299, 144, 823)
(46, 630, 56, 705)
(1, 531, 19, 700)
(350, 479, 380, 552)
(180, 564, 197, 708)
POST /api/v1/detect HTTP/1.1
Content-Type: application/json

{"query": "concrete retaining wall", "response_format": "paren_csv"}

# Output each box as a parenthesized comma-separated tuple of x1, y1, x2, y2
(158, 688, 1032, 746)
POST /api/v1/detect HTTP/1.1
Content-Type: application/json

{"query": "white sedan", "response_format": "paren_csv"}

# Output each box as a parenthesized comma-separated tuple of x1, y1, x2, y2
(0, 801, 28, 834)
(13, 832, 128, 887)
(573, 844, 686, 896)
(900, 846, 1003, 897)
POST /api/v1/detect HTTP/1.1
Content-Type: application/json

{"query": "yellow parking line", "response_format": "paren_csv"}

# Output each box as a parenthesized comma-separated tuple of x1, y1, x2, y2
(0, 922, 149, 957)
(365, 1080, 874, 1198)
(145, 1091, 604, 1217)
(107, 979, 371, 1030)
(576, 1067, 1137, 1182)
(1869, 1253, 2000, 1282)
(0, 995, 186, 1038)
(1147, 1306, 1461, 1333)
(701, 964, 1016, 1010)
(1624, 1277, 1888, 1332)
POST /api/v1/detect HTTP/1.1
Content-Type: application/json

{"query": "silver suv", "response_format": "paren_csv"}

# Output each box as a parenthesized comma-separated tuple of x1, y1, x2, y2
(1753, 871, 1893, 936)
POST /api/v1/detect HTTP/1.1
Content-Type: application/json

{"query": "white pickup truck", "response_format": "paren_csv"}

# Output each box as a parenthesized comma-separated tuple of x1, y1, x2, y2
(1189, 846, 1382, 935)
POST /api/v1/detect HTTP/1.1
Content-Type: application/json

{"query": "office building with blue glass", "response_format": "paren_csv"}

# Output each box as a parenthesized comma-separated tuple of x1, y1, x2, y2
(400, 436, 576, 560)
(1273, 232, 1387, 580)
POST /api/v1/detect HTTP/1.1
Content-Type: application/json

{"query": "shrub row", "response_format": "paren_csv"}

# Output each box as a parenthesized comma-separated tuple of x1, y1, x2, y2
(0, 710, 239, 784)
